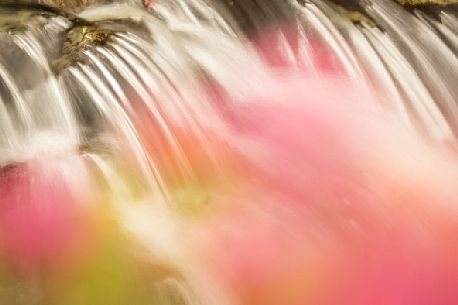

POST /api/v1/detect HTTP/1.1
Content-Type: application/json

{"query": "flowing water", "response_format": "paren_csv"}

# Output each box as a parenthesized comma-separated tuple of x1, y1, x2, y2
(1, 0, 458, 304)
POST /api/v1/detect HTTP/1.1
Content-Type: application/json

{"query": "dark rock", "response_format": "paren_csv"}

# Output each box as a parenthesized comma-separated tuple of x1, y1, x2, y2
(1, 0, 111, 12)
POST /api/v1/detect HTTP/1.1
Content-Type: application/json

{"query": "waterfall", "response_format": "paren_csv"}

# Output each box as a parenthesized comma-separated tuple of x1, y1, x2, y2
(1, 1, 458, 305)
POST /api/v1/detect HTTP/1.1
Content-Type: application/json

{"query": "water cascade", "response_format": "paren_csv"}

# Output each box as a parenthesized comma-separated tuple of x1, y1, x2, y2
(1, 1, 458, 304)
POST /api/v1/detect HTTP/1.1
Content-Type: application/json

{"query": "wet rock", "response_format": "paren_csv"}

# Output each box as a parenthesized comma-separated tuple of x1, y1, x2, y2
(396, 0, 458, 5)
(3, 0, 111, 12)
(0, 9, 56, 33)
(53, 25, 113, 72)
(336, 5, 376, 27)
(0, 6, 68, 91)
(324, 0, 375, 26)
(208, 0, 297, 36)
(65, 24, 112, 51)
(327, 0, 457, 27)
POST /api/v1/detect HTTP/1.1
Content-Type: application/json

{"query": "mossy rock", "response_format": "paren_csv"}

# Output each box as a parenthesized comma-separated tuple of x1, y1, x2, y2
(53, 25, 113, 72)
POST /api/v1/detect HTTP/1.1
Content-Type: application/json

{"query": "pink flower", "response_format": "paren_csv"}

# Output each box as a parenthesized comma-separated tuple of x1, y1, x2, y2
(0, 154, 94, 270)
(144, 0, 154, 11)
